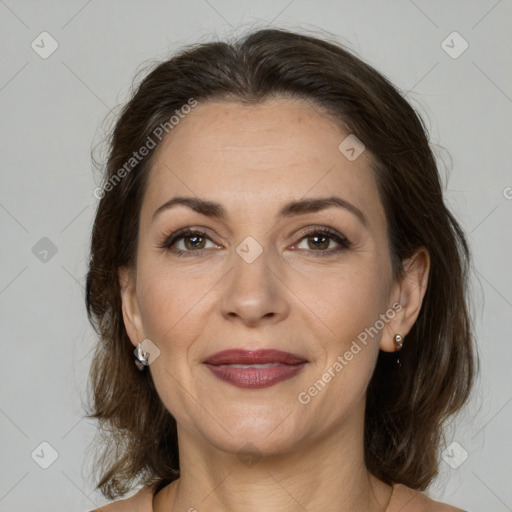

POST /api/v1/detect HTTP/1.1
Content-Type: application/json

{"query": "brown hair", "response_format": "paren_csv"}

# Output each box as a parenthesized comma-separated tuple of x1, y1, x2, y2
(85, 27, 477, 499)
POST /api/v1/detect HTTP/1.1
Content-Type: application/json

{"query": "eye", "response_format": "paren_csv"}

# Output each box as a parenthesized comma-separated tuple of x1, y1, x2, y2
(293, 227, 351, 256)
(159, 226, 351, 258)
(159, 228, 220, 257)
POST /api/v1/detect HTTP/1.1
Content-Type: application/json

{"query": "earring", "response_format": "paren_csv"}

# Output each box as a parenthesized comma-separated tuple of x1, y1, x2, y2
(134, 342, 150, 371)
(394, 334, 403, 366)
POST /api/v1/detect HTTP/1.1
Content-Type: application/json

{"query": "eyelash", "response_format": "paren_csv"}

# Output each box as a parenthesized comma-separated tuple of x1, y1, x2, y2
(158, 226, 352, 258)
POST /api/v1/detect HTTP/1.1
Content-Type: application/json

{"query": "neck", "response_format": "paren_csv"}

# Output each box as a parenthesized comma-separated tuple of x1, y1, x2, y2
(154, 406, 392, 512)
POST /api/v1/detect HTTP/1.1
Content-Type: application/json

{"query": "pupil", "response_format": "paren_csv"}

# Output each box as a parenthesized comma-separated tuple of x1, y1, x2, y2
(310, 235, 327, 249)
(187, 236, 203, 249)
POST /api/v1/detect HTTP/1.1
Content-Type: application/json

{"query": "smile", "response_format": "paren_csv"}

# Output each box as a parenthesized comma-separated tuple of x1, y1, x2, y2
(203, 349, 308, 389)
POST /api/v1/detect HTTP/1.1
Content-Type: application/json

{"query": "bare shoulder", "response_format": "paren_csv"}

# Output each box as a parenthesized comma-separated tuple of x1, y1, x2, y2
(89, 483, 157, 512)
(388, 483, 467, 512)
(428, 499, 467, 512)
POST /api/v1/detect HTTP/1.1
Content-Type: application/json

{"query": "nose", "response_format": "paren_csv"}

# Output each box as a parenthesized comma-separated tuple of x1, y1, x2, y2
(220, 244, 290, 327)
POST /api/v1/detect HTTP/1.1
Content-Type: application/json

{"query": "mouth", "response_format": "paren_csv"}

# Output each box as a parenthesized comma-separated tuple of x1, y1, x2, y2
(203, 349, 308, 389)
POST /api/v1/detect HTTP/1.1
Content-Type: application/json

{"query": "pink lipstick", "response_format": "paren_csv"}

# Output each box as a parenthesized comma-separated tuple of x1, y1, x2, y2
(203, 349, 307, 389)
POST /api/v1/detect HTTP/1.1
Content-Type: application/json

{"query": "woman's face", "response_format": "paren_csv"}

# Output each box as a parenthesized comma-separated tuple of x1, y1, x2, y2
(120, 97, 410, 456)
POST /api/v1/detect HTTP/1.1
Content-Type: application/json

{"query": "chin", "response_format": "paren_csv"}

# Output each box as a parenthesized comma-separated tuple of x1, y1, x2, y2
(196, 408, 308, 455)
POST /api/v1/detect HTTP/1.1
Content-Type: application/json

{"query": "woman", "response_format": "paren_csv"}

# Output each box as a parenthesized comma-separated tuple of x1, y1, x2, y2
(85, 28, 476, 511)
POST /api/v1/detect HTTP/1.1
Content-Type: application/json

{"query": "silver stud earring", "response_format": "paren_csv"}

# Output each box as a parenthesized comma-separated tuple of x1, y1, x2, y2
(134, 342, 150, 371)
(394, 334, 403, 366)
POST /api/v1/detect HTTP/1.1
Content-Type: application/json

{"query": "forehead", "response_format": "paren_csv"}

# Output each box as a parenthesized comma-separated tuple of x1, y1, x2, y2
(141, 98, 382, 225)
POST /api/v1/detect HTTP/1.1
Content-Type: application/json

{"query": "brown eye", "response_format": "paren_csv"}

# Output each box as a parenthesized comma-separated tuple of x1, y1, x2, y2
(183, 235, 207, 250)
(159, 228, 221, 257)
(306, 234, 330, 250)
(295, 228, 351, 255)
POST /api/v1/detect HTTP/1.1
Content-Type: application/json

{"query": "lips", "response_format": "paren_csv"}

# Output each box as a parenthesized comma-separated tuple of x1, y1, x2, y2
(204, 349, 307, 366)
(203, 349, 308, 389)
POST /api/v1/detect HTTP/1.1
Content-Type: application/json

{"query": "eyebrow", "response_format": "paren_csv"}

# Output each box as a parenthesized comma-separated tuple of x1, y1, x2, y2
(152, 195, 368, 227)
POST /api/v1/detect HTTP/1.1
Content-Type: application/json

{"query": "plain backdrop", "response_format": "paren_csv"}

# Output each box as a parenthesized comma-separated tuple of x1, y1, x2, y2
(1, 1, 511, 511)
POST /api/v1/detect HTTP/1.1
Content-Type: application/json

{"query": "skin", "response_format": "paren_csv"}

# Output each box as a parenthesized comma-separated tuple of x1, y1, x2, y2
(119, 97, 430, 512)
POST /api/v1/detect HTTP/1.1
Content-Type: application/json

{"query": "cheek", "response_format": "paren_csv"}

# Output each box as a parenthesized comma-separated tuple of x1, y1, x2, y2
(135, 268, 206, 424)
(295, 274, 388, 426)
(136, 258, 213, 342)
(294, 256, 390, 337)
(298, 261, 390, 391)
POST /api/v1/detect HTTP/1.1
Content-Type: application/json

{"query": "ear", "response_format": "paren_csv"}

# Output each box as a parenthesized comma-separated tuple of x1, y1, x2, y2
(380, 247, 430, 352)
(118, 265, 144, 348)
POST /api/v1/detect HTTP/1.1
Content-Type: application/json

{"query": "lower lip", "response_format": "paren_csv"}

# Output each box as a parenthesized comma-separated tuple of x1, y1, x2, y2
(204, 363, 307, 389)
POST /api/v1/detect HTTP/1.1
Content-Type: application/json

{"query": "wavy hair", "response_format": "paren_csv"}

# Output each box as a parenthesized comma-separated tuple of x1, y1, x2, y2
(85, 27, 477, 499)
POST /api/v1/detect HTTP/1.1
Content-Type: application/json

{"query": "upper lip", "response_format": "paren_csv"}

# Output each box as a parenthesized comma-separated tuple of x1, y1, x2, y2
(203, 349, 307, 365)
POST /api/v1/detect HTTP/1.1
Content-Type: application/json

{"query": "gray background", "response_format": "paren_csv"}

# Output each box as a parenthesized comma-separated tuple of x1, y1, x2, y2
(1, 1, 511, 511)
